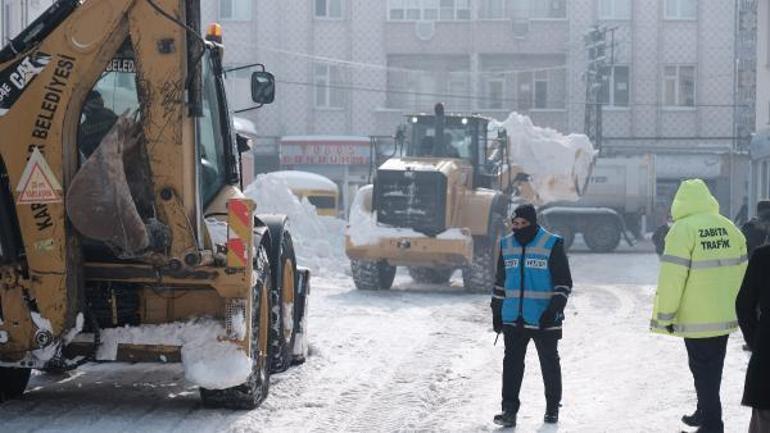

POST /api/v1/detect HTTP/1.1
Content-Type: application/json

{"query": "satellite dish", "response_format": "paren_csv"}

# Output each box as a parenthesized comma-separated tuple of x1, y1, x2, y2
(415, 20, 435, 41)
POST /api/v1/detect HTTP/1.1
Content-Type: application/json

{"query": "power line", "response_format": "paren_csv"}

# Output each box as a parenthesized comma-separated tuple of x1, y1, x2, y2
(273, 78, 749, 109)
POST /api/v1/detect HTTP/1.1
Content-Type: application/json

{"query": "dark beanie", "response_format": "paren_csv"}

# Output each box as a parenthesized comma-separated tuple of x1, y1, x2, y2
(758, 200, 770, 214)
(513, 204, 537, 225)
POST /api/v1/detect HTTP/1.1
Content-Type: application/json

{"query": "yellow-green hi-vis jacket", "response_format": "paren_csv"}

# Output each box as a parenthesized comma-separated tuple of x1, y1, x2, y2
(651, 179, 748, 339)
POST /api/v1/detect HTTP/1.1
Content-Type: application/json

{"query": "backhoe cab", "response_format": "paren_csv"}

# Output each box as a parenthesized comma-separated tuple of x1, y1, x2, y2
(346, 103, 515, 292)
(0, 0, 309, 410)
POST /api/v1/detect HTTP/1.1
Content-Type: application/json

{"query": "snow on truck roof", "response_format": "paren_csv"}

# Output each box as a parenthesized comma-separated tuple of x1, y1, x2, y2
(264, 170, 338, 192)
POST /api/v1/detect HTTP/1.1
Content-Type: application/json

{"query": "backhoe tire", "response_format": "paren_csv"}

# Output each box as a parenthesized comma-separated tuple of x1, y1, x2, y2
(200, 244, 272, 410)
(584, 221, 621, 253)
(351, 260, 396, 291)
(0, 367, 31, 402)
(270, 231, 298, 374)
(408, 267, 454, 285)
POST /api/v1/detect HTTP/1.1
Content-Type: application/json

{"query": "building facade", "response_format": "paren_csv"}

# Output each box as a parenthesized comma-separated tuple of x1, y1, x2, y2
(752, 0, 770, 216)
(203, 0, 744, 222)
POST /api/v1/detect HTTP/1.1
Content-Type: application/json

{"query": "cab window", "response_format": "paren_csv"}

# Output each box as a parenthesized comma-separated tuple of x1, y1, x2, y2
(78, 40, 138, 159)
(199, 51, 228, 207)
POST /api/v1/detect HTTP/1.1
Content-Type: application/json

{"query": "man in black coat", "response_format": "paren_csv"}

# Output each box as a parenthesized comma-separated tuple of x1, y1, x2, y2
(741, 200, 770, 258)
(491, 204, 573, 428)
(736, 245, 770, 432)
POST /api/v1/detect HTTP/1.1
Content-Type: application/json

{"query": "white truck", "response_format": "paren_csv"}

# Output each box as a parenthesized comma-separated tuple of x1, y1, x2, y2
(540, 155, 656, 253)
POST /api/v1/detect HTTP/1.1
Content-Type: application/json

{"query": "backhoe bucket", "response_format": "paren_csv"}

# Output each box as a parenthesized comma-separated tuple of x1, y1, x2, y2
(66, 113, 149, 256)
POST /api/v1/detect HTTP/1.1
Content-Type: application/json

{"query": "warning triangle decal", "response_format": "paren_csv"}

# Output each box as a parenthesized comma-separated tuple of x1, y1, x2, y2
(16, 147, 63, 205)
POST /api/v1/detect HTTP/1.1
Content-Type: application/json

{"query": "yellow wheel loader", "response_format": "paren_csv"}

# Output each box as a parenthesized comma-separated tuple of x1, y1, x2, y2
(0, 0, 309, 409)
(345, 103, 534, 293)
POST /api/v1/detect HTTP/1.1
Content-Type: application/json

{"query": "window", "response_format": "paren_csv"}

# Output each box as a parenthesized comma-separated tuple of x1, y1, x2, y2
(314, 63, 344, 109)
(447, 73, 470, 111)
(663, 65, 695, 107)
(315, 0, 343, 18)
(664, 0, 696, 20)
(530, 0, 566, 19)
(389, 0, 405, 20)
(481, 0, 506, 19)
(219, 0, 252, 21)
(599, 65, 630, 107)
(599, 0, 630, 20)
(79, 41, 139, 159)
(199, 52, 229, 206)
(483, 77, 505, 109)
(388, 0, 466, 21)
(534, 70, 549, 109)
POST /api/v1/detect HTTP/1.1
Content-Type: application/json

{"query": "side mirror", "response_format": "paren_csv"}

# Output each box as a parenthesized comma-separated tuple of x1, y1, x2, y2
(251, 71, 275, 104)
(236, 132, 253, 154)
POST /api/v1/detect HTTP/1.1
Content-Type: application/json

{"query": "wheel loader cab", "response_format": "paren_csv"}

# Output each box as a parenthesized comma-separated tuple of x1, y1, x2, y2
(403, 114, 496, 189)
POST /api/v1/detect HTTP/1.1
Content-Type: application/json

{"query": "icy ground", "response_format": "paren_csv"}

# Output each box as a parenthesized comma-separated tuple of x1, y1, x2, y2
(0, 241, 753, 433)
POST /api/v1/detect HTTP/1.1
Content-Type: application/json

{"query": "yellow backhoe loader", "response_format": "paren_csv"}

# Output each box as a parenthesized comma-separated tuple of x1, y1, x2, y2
(0, 0, 309, 409)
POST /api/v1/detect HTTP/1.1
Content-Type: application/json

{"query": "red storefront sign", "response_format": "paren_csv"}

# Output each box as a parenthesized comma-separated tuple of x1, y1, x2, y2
(280, 137, 370, 166)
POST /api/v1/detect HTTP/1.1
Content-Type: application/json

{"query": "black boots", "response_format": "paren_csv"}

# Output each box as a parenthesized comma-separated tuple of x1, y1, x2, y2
(544, 407, 559, 424)
(682, 409, 703, 427)
(493, 411, 517, 428)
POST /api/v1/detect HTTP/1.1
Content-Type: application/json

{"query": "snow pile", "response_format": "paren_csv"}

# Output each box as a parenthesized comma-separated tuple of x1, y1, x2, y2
(347, 185, 421, 247)
(346, 185, 471, 246)
(96, 318, 252, 390)
(245, 174, 347, 274)
(490, 112, 597, 204)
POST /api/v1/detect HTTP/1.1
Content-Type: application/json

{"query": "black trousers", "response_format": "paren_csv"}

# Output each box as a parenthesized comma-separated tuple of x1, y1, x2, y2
(684, 335, 729, 431)
(501, 327, 561, 413)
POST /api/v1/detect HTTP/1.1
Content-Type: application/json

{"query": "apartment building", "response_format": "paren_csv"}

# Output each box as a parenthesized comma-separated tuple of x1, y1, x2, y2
(203, 0, 743, 220)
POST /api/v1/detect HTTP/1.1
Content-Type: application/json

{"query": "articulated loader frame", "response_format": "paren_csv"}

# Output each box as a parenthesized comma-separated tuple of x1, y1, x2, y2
(0, 0, 308, 409)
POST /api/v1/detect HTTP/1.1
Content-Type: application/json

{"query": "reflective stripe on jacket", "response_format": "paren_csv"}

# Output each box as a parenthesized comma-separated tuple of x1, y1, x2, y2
(501, 228, 561, 329)
(651, 179, 748, 338)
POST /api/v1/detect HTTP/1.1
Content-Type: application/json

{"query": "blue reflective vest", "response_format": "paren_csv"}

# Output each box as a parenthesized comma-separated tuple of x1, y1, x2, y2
(501, 228, 562, 329)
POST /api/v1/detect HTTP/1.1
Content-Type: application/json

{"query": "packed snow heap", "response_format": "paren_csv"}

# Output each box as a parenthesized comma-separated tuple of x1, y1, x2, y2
(245, 173, 347, 274)
(489, 112, 597, 204)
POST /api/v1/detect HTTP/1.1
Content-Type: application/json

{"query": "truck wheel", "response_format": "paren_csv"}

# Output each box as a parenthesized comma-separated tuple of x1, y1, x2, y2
(549, 223, 575, 251)
(408, 267, 454, 285)
(200, 244, 272, 410)
(270, 232, 298, 373)
(0, 367, 31, 402)
(584, 221, 621, 253)
(351, 260, 396, 290)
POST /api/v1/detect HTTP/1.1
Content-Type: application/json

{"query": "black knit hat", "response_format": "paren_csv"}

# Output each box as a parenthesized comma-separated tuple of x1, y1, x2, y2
(758, 200, 770, 214)
(513, 204, 537, 225)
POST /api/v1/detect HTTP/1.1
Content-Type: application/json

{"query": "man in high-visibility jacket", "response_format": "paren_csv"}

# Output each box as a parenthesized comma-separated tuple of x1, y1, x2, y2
(652, 179, 748, 433)
(491, 204, 572, 428)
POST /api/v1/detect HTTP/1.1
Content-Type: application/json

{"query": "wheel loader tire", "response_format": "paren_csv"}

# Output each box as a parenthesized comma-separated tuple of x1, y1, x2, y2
(270, 231, 298, 374)
(408, 267, 454, 285)
(0, 367, 31, 402)
(584, 221, 621, 253)
(200, 244, 272, 410)
(549, 223, 575, 251)
(351, 260, 396, 290)
(463, 214, 505, 293)
(462, 237, 496, 293)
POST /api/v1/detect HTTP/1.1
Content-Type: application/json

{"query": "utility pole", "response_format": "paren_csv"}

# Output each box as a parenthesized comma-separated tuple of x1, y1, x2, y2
(584, 25, 608, 153)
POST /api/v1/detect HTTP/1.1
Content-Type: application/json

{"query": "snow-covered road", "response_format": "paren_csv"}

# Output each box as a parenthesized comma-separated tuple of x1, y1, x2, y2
(0, 247, 753, 433)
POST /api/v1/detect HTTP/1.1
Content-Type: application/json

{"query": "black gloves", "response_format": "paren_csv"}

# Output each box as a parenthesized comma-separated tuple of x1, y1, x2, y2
(539, 295, 567, 330)
(491, 298, 502, 333)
